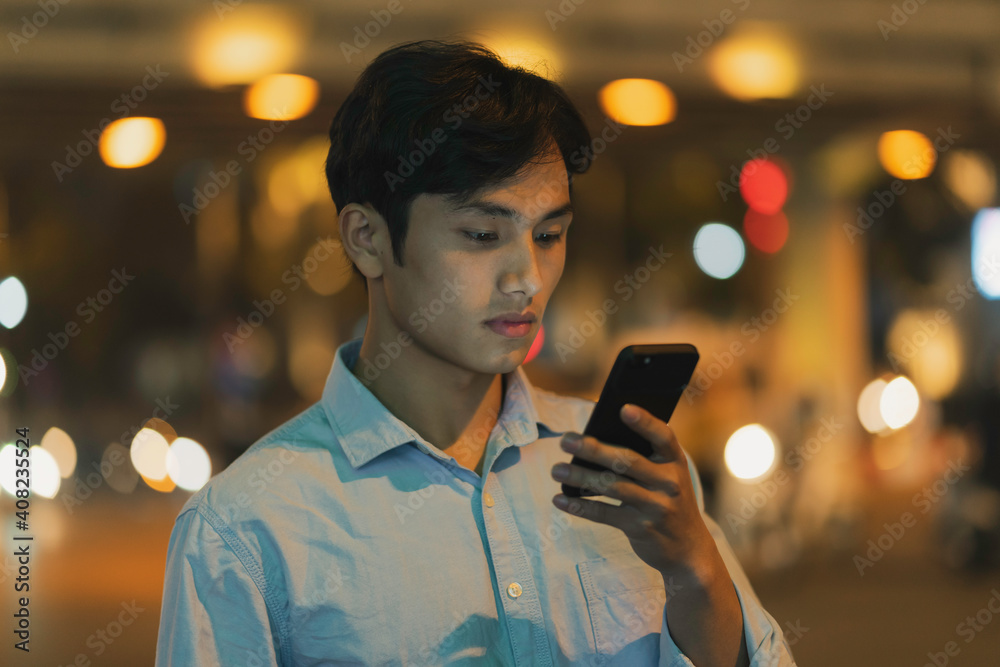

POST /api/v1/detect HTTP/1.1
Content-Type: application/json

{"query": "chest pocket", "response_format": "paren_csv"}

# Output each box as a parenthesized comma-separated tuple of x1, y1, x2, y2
(577, 554, 667, 660)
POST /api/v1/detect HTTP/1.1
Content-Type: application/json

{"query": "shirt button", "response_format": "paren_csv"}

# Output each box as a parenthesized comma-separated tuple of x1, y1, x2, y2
(507, 582, 522, 598)
(483, 492, 494, 508)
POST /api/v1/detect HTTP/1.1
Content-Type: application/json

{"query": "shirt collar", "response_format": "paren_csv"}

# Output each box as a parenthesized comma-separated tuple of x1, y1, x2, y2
(321, 337, 572, 469)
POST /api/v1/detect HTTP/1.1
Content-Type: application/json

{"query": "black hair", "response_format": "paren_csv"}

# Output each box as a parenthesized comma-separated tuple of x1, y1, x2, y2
(325, 39, 594, 291)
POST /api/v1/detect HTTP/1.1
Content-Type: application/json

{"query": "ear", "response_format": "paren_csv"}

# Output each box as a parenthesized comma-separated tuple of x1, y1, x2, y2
(339, 202, 386, 281)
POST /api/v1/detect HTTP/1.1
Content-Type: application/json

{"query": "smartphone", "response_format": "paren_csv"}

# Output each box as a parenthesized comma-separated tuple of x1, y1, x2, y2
(561, 343, 699, 498)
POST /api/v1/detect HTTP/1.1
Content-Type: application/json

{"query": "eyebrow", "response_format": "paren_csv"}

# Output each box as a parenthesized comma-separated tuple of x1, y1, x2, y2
(450, 199, 574, 224)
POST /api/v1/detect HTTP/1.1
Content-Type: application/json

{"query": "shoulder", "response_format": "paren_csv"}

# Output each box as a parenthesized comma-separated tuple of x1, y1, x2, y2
(174, 401, 341, 530)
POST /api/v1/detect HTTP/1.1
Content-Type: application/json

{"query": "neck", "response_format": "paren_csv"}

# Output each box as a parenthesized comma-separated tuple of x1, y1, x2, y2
(349, 333, 506, 459)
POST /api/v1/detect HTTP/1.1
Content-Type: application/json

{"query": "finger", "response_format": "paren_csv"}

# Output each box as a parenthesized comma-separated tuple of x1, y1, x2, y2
(551, 462, 660, 509)
(620, 403, 685, 463)
(552, 493, 632, 528)
(561, 432, 658, 487)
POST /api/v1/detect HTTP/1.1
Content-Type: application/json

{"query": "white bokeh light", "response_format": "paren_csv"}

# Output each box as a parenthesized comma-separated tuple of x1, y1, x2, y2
(693, 223, 745, 279)
(724, 424, 778, 481)
(0, 444, 62, 499)
(972, 208, 1000, 299)
(880, 376, 920, 429)
(28, 446, 61, 498)
(0, 277, 28, 329)
(165, 437, 212, 492)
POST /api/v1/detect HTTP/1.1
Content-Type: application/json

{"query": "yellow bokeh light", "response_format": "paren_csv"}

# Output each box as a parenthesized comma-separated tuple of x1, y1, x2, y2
(887, 309, 962, 400)
(943, 150, 997, 210)
(857, 378, 890, 434)
(141, 471, 177, 492)
(130, 427, 170, 480)
(724, 424, 778, 482)
(99, 117, 166, 169)
(266, 136, 330, 218)
(470, 24, 562, 80)
(0, 351, 6, 393)
(244, 73, 319, 121)
(708, 25, 800, 101)
(878, 130, 936, 180)
(41, 426, 76, 478)
(189, 6, 302, 88)
(598, 79, 677, 127)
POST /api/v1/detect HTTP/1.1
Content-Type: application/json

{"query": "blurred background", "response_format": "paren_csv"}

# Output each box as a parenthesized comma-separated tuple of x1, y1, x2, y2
(2, 0, 1000, 664)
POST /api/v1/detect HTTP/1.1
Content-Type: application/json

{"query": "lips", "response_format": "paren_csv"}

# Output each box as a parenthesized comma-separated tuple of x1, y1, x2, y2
(485, 312, 537, 324)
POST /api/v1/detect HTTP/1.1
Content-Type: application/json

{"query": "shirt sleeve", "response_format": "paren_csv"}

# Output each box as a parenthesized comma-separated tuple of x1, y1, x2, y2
(155, 505, 283, 667)
(657, 455, 798, 666)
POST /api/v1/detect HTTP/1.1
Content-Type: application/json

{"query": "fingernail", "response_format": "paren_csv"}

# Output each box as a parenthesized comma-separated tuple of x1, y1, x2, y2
(622, 404, 640, 422)
(562, 434, 581, 451)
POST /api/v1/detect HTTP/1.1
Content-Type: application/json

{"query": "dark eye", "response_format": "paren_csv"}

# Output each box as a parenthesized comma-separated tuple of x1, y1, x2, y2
(537, 232, 564, 246)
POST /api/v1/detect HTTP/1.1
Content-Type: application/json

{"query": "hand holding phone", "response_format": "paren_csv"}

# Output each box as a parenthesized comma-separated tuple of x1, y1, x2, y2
(561, 344, 699, 498)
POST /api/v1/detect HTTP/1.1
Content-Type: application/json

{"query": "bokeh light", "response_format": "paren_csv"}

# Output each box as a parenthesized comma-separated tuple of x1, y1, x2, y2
(708, 25, 800, 101)
(878, 130, 935, 180)
(166, 437, 212, 492)
(28, 446, 62, 498)
(598, 79, 677, 126)
(41, 426, 77, 478)
(478, 29, 562, 80)
(739, 158, 789, 215)
(880, 375, 920, 429)
(524, 323, 545, 365)
(943, 150, 997, 210)
(244, 73, 319, 121)
(724, 424, 778, 481)
(189, 6, 302, 87)
(743, 209, 789, 253)
(693, 223, 745, 279)
(0, 349, 13, 397)
(972, 207, 1000, 299)
(1, 445, 63, 499)
(99, 117, 166, 169)
(130, 427, 170, 480)
(887, 309, 962, 399)
(857, 378, 890, 434)
(266, 136, 333, 218)
(141, 471, 177, 492)
(0, 276, 28, 328)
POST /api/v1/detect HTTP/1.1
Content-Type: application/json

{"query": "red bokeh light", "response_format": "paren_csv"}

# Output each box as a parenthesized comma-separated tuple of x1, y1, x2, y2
(743, 209, 789, 253)
(524, 323, 545, 364)
(739, 158, 788, 215)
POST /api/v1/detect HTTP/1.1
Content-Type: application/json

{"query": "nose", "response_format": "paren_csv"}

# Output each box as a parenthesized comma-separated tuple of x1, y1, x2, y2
(499, 231, 543, 298)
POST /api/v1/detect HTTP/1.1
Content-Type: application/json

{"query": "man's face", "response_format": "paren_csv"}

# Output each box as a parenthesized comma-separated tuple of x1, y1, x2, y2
(380, 152, 572, 376)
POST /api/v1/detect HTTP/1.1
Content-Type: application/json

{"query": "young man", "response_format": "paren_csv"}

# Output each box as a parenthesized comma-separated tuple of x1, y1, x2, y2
(156, 40, 796, 666)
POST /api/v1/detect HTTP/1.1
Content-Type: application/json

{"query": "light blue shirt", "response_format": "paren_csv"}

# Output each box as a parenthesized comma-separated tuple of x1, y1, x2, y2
(156, 337, 796, 666)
